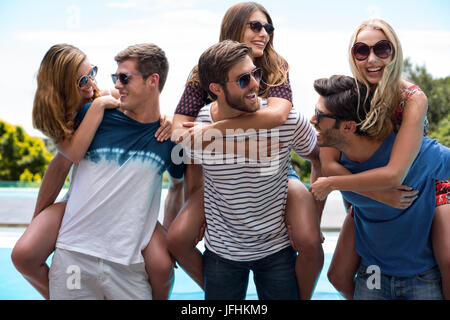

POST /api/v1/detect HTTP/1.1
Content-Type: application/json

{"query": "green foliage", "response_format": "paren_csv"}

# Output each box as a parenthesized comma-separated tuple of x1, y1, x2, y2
(428, 112, 450, 147)
(290, 150, 311, 183)
(403, 58, 450, 144)
(0, 119, 53, 181)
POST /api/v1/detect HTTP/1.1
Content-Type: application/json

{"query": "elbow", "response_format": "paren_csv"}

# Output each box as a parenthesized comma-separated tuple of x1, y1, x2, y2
(386, 173, 404, 187)
(276, 111, 289, 126)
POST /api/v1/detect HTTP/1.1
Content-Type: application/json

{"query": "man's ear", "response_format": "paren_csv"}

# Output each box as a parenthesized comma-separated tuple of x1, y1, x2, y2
(342, 121, 357, 133)
(209, 83, 222, 97)
(146, 73, 160, 89)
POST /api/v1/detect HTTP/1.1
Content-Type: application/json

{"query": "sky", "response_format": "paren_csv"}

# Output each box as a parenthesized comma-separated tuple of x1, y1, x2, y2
(0, 0, 449, 138)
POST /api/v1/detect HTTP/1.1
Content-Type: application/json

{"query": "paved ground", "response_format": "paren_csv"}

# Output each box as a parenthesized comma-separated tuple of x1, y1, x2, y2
(0, 189, 347, 230)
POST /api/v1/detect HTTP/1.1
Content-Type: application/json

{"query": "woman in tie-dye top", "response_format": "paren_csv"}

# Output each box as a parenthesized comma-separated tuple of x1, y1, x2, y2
(11, 44, 174, 300)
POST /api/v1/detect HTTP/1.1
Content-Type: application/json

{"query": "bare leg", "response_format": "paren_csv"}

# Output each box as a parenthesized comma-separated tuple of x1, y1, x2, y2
(327, 212, 360, 300)
(142, 222, 174, 300)
(285, 179, 324, 299)
(431, 204, 450, 300)
(167, 189, 205, 289)
(11, 202, 66, 300)
(166, 164, 205, 289)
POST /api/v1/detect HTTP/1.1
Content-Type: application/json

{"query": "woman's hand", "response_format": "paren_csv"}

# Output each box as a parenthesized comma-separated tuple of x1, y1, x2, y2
(155, 114, 173, 142)
(176, 122, 214, 145)
(365, 185, 419, 209)
(92, 95, 120, 110)
(176, 122, 279, 160)
(309, 177, 333, 200)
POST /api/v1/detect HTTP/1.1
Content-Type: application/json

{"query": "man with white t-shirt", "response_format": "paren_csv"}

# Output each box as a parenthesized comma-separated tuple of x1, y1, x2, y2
(190, 40, 321, 300)
(48, 43, 185, 299)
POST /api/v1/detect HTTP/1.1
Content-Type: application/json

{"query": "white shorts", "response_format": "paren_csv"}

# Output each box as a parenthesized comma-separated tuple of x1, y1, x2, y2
(49, 248, 152, 300)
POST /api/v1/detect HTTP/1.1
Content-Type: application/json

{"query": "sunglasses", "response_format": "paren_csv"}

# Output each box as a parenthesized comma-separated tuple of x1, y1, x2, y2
(247, 21, 274, 35)
(111, 72, 141, 85)
(314, 108, 343, 124)
(352, 40, 393, 61)
(229, 68, 262, 89)
(77, 66, 97, 88)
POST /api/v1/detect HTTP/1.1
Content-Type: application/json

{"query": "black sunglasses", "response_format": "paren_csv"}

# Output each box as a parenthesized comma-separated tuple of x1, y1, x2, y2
(315, 108, 343, 124)
(228, 68, 262, 89)
(247, 21, 274, 35)
(352, 40, 393, 61)
(77, 66, 97, 88)
(111, 72, 141, 85)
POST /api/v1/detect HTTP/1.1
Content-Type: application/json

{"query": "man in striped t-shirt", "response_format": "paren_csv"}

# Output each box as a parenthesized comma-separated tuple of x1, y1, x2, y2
(190, 40, 320, 300)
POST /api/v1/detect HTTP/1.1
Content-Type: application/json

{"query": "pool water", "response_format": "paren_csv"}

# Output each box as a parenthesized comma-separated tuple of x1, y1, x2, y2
(0, 229, 342, 300)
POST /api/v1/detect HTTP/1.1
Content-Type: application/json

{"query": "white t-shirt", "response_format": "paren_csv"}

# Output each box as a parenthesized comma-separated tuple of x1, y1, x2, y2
(56, 104, 184, 265)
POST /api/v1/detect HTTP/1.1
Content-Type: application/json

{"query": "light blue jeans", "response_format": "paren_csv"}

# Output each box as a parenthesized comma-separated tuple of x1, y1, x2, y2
(354, 264, 443, 300)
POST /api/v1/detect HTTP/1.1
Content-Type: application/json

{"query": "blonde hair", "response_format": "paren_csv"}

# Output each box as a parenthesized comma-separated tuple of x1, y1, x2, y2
(32, 44, 100, 143)
(188, 2, 288, 97)
(349, 19, 403, 140)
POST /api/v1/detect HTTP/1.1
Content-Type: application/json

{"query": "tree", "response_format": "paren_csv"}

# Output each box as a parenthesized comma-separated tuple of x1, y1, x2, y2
(0, 119, 53, 181)
(428, 112, 450, 147)
(403, 58, 450, 143)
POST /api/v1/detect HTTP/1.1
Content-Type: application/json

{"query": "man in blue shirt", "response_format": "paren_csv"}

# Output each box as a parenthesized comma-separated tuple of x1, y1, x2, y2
(310, 75, 449, 300)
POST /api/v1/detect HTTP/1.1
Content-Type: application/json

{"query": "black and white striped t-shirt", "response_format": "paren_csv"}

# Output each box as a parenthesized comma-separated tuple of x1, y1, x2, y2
(192, 99, 317, 261)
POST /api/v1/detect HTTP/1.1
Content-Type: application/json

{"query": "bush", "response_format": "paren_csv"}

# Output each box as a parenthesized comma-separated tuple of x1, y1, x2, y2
(0, 119, 53, 181)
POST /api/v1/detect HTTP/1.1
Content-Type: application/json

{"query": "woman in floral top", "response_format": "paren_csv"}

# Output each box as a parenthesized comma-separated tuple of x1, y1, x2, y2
(167, 2, 324, 300)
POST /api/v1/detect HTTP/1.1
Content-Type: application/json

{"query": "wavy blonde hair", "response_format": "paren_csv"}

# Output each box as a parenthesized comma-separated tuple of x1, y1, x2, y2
(32, 44, 100, 144)
(188, 2, 288, 97)
(349, 19, 403, 140)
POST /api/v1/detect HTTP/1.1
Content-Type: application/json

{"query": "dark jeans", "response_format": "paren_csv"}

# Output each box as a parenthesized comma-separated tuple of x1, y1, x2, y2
(203, 246, 299, 300)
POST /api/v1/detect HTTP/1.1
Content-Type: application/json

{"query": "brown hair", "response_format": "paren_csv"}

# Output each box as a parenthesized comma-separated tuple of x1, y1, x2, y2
(114, 43, 169, 92)
(198, 40, 252, 99)
(32, 44, 100, 143)
(188, 2, 288, 97)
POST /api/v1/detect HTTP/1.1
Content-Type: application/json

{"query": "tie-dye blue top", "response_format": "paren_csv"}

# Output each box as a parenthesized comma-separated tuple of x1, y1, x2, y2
(55, 103, 185, 265)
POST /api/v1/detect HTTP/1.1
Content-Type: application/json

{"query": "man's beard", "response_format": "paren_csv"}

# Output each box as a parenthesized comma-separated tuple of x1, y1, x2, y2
(318, 127, 346, 149)
(223, 86, 259, 113)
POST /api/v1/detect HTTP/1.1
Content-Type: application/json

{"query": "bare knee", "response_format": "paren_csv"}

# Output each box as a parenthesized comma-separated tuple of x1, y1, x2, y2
(295, 233, 323, 256)
(11, 241, 38, 275)
(327, 265, 352, 293)
(151, 251, 174, 276)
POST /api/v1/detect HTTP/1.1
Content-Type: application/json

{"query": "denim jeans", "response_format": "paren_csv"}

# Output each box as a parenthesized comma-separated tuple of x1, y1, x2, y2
(203, 246, 299, 300)
(354, 264, 443, 300)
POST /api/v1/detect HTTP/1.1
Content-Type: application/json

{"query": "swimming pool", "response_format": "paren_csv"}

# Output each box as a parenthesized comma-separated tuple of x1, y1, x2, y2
(0, 186, 343, 300)
(0, 227, 342, 300)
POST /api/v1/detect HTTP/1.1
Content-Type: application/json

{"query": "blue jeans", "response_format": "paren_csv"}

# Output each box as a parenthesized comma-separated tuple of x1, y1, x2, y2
(354, 264, 443, 300)
(203, 247, 299, 300)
